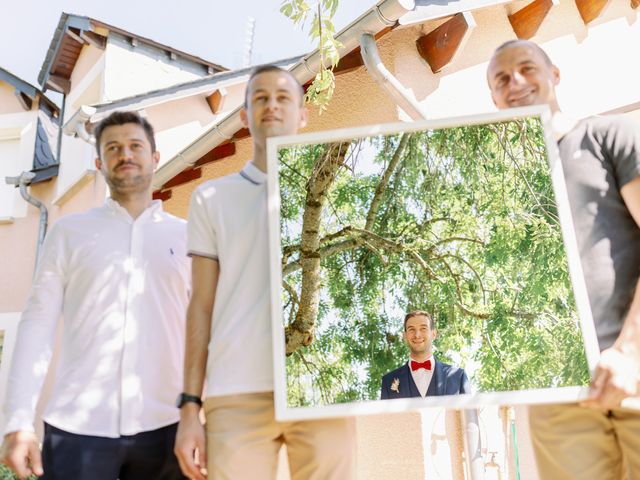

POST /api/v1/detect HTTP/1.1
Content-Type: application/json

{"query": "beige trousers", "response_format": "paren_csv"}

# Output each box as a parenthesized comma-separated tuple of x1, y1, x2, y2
(529, 403, 640, 480)
(204, 392, 356, 480)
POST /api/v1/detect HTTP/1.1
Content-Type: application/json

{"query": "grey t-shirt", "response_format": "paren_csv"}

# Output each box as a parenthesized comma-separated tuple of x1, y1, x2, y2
(558, 115, 640, 350)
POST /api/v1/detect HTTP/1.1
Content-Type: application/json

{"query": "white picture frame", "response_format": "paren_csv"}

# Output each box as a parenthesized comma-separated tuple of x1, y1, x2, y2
(267, 105, 600, 421)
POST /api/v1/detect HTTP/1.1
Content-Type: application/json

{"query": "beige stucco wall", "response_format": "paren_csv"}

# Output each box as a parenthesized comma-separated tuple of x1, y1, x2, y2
(393, 0, 639, 119)
(70, 44, 104, 91)
(0, 175, 107, 313)
(0, 82, 24, 115)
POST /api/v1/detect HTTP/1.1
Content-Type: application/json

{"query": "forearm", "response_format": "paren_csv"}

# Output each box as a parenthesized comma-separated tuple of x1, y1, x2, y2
(3, 276, 62, 434)
(183, 302, 212, 397)
(182, 256, 219, 398)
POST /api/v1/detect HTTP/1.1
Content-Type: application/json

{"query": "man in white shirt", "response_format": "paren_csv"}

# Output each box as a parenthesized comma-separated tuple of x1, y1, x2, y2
(0, 111, 190, 480)
(174, 65, 356, 480)
(381, 310, 470, 399)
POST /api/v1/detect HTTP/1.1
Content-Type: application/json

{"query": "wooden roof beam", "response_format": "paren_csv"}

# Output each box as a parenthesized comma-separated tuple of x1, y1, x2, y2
(65, 29, 87, 46)
(575, 0, 610, 24)
(81, 31, 107, 49)
(14, 91, 33, 111)
(509, 0, 559, 39)
(415, 12, 476, 74)
(194, 142, 236, 168)
(161, 167, 202, 190)
(152, 190, 172, 201)
(46, 74, 71, 94)
(206, 87, 227, 115)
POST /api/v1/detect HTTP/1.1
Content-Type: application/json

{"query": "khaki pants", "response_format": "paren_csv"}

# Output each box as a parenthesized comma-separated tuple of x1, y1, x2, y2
(204, 392, 356, 480)
(529, 403, 640, 480)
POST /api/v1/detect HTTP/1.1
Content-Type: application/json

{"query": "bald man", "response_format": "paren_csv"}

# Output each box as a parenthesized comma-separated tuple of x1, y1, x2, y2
(487, 40, 640, 479)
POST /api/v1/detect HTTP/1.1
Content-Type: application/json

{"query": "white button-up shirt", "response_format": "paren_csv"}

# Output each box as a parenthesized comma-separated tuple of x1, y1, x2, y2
(2, 199, 190, 438)
(409, 355, 435, 397)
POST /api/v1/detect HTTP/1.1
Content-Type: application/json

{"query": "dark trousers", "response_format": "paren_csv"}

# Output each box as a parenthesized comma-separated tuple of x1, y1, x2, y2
(41, 422, 186, 480)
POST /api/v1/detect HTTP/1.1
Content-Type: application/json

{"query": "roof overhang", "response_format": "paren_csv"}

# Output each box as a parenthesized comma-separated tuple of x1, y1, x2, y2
(152, 0, 416, 191)
(38, 13, 228, 94)
(0, 67, 59, 116)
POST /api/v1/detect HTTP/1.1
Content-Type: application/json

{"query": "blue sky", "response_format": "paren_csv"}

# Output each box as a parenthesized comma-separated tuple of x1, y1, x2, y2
(0, 0, 378, 91)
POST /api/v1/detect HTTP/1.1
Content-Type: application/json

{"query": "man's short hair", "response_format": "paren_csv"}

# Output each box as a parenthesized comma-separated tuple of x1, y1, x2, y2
(493, 39, 554, 67)
(403, 310, 434, 330)
(93, 111, 156, 157)
(244, 64, 305, 107)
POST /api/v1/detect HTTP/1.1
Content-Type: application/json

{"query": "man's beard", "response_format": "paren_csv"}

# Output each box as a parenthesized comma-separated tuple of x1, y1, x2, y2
(106, 171, 153, 195)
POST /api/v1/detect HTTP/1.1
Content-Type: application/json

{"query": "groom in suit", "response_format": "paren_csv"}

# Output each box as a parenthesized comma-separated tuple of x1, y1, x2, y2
(381, 310, 470, 399)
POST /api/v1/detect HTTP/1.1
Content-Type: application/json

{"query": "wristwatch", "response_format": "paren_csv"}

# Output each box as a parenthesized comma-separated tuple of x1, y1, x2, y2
(176, 392, 203, 409)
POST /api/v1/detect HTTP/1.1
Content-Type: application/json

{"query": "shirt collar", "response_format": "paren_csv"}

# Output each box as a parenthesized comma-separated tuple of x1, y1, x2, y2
(551, 111, 578, 142)
(239, 162, 267, 185)
(104, 198, 163, 221)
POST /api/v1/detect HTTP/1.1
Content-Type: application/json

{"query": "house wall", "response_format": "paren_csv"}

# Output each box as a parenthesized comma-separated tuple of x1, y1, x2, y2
(103, 33, 209, 103)
(0, 110, 39, 219)
(0, 175, 107, 314)
(393, 0, 640, 119)
(0, 83, 24, 114)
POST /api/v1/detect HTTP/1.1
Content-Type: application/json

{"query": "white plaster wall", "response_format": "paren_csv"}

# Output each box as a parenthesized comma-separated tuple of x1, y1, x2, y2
(54, 133, 97, 202)
(102, 36, 206, 103)
(0, 111, 38, 218)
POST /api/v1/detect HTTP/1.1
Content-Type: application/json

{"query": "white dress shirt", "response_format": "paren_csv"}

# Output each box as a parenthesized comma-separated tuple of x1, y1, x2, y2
(2, 199, 190, 438)
(409, 355, 435, 397)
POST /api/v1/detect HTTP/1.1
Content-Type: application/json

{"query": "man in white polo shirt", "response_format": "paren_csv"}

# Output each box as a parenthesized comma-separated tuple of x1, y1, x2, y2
(174, 65, 356, 479)
(1, 111, 190, 480)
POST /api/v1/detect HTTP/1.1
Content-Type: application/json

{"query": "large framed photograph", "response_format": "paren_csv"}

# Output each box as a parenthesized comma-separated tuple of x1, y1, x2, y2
(267, 106, 600, 421)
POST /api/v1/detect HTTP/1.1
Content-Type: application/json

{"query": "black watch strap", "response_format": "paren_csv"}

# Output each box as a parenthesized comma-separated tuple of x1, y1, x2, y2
(176, 392, 203, 409)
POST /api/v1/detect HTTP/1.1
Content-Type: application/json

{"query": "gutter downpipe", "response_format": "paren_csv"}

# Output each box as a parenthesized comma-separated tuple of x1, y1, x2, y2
(56, 94, 67, 162)
(359, 33, 428, 121)
(359, 30, 484, 480)
(5, 172, 48, 275)
(151, 0, 416, 190)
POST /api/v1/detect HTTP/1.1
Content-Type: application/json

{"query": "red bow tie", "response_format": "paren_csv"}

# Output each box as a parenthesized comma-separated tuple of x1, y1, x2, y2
(411, 360, 432, 371)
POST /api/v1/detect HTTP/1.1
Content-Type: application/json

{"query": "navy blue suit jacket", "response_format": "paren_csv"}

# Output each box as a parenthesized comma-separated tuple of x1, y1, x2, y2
(380, 360, 470, 399)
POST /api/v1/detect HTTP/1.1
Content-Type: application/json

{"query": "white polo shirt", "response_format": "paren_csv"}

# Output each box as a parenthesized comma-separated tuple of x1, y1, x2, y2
(188, 162, 273, 397)
(2, 199, 190, 437)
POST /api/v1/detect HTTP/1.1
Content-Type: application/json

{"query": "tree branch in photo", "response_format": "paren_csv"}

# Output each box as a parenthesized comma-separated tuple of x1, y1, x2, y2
(285, 142, 351, 354)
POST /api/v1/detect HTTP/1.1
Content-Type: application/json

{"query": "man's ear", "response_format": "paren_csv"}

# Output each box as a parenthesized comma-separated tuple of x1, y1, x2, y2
(551, 64, 560, 86)
(490, 92, 499, 108)
(431, 329, 438, 340)
(240, 108, 249, 128)
(94, 157, 102, 171)
(152, 151, 160, 169)
(299, 107, 308, 129)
